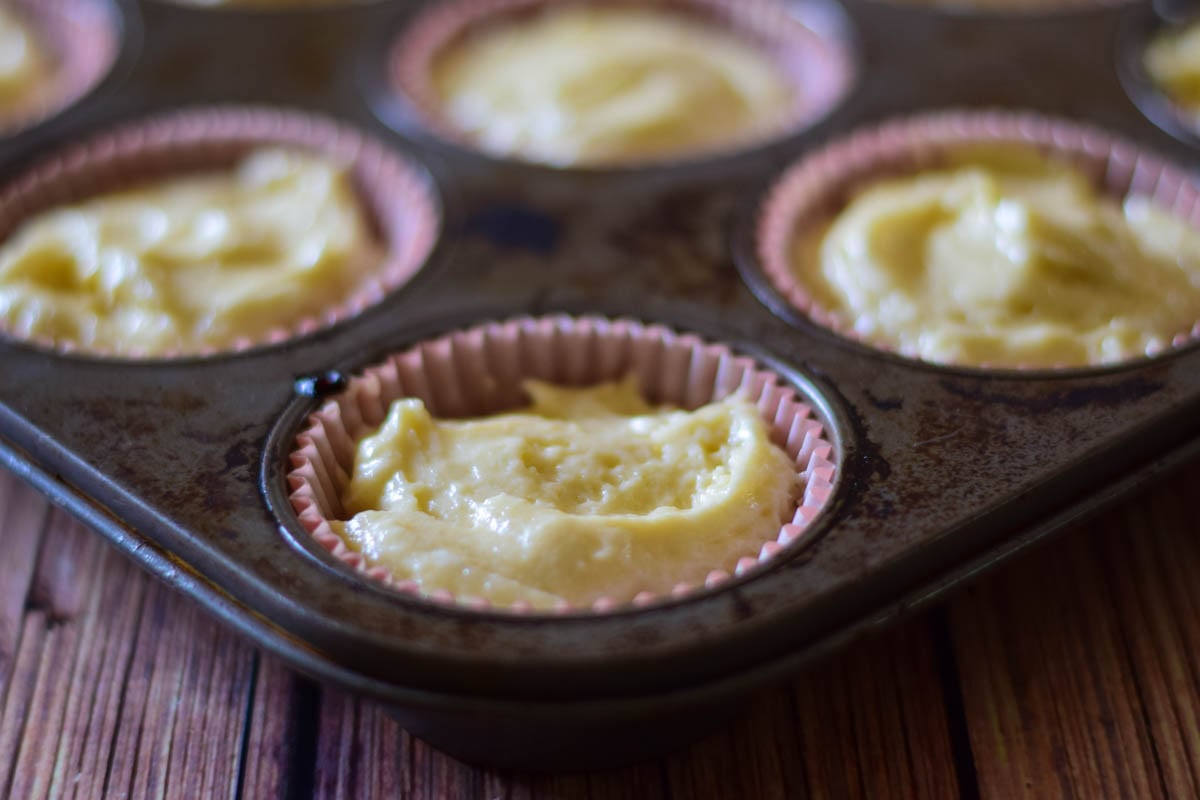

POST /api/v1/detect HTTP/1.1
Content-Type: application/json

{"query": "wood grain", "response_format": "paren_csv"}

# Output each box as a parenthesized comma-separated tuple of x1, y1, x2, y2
(0, 475, 267, 800)
(242, 658, 310, 800)
(1098, 467, 1200, 799)
(950, 459, 1200, 799)
(0, 475, 48, 797)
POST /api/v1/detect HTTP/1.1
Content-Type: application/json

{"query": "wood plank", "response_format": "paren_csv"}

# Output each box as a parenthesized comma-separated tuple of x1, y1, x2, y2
(241, 657, 306, 800)
(1096, 462, 1200, 799)
(315, 692, 491, 800)
(70, 552, 148, 800)
(314, 687, 357, 799)
(9, 596, 86, 800)
(0, 474, 48, 688)
(662, 690, 797, 800)
(114, 587, 258, 800)
(1, 487, 90, 800)
(44, 525, 118, 800)
(953, 539, 1160, 798)
(110, 580, 196, 798)
(947, 465, 1200, 799)
(790, 621, 961, 800)
(0, 471, 265, 800)
(24, 514, 114, 800)
(28, 509, 98, 620)
(0, 475, 49, 797)
(169, 615, 253, 799)
(310, 617, 958, 800)
(0, 611, 48, 799)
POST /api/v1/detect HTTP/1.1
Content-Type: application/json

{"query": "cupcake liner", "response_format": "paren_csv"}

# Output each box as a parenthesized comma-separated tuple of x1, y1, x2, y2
(386, 0, 855, 167)
(756, 108, 1200, 370)
(1, 0, 119, 136)
(286, 315, 838, 614)
(0, 105, 440, 358)
(1125, 18, 1200, 148)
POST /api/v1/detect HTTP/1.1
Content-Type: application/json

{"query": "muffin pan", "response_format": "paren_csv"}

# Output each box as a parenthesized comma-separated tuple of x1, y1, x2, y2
(2, 0, 1199, 770)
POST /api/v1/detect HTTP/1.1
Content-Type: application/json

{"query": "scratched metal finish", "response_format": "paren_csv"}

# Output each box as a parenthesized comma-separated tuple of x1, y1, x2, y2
(0, 0, 1197, 766)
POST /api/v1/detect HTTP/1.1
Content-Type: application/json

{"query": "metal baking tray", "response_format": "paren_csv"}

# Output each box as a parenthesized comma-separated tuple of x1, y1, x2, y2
(2, 0, 1198, 770)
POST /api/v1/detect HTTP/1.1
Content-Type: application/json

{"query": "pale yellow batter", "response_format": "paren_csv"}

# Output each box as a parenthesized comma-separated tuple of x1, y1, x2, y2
(0, 6, 46, 107)
(335, 379, 799, 609)
(431, 6, 794, 166)
(0, 148, 382, 355)
(1146, 21, 1200, 116)
(790, 147, 1200, 367)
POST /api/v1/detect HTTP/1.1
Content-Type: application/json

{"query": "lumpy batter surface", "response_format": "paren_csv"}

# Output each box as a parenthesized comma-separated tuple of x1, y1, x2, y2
(1146, 21, 1200, 117)
(789, 147, 1200, 367)
(0, 148, 382, 355)
(431, 6, 794, 166)
(335, 379, 799, 608)
(0, 7, 46, 107)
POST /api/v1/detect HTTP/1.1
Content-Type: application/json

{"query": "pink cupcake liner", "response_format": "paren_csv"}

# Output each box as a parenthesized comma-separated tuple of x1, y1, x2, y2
(1134, 23, 1200, 143)
(286, 315, 839, 614)
(387, 0, 855, 167)
(0, 105, 440, 358)
(0, 0, 119, 136)
(756, 108, 1200, 371)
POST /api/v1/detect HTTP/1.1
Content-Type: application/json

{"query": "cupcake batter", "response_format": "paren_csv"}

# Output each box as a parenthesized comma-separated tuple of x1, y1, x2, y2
(0, 6, 46, 107)
(335, 378, 799, 609)
(0, 147, 382, 355)
(430, 5, 794, 165)
(790, 147, 1200, 367)
(1146, 21, 1200, 117)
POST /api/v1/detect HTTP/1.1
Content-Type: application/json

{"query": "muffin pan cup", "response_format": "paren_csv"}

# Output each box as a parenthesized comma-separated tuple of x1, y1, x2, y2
(287, 315, 837, 613)
(0, 0, 121, 137)
(385, 0, 857, 168)
(1117, 6, 1200, 150)
(3, 0, 1200, 770)
(0, 105, 441, 357)
(755, 108, 1200, 370)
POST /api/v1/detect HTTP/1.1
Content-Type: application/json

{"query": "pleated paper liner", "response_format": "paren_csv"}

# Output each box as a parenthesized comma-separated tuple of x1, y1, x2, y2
(0, 105, 440, 358)
(756, 108, 1200, 371)
(1127, 15, 1200, 147)
(386, 0, 855, 167)
(287, 315, 839, 614)
(1, 0, 119, 136)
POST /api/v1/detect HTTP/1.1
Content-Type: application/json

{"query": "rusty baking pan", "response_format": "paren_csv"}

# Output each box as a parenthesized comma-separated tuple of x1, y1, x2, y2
(2, 0, 1199, 769)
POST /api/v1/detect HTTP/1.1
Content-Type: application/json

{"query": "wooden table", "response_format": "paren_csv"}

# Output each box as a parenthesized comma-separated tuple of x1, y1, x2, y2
(1, 459, 1198, 799)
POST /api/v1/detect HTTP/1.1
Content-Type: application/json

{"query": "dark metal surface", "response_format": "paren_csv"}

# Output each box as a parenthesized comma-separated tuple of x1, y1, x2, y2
(1, 0, 1197, 767)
